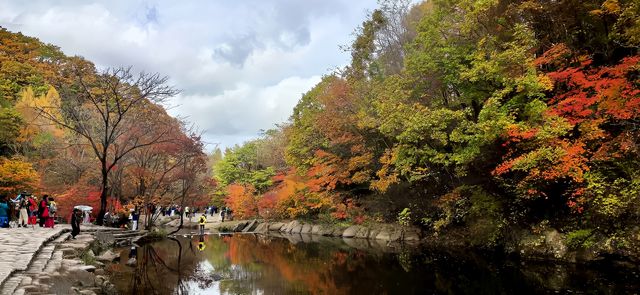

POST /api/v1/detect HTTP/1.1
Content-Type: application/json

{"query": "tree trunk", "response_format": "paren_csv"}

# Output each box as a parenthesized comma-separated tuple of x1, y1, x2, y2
(97, 162, 108, 225)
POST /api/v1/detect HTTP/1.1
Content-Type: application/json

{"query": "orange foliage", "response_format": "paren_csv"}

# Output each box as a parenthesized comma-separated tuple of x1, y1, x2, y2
(496, 44, 640, 201)
(227, 167, 353, 221)
(225, 184, 258, 219)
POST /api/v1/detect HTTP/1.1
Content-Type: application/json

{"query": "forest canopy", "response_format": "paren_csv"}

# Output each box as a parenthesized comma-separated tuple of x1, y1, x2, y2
(212, 0, 640, 240)
(0, 28, 211, 224)
(1, 0, 639, 239)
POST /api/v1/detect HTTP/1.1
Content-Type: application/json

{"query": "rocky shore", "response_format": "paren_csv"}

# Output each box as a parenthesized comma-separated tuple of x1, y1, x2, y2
(149, 213, 640, 266)
(205, 219, 422, 243)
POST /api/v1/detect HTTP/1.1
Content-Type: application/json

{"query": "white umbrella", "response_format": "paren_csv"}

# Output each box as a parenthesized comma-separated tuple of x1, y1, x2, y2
(74, 205, 93, 211)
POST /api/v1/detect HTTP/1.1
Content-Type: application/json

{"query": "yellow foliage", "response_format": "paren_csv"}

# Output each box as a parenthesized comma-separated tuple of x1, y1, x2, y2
(370, 149, 399, 192)
(537, 74, 554, 91)
(591, 0, 621, 16)
(0, 157, 40, 195)
(14, 87, 65, 143)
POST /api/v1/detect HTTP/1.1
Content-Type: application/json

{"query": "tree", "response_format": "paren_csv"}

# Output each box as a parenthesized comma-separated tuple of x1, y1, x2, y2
(168, 132, 208, 234)
(0, 107, 23, 156)
(35, 65, 179, 225)
(0, 156, 39, 195)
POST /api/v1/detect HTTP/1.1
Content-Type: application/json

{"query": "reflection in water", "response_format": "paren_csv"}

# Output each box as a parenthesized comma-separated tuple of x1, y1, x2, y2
(108, 233, 639, 295)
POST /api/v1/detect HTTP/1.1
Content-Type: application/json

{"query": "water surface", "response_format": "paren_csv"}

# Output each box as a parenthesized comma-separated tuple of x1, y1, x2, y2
(108, 233, 639, 294)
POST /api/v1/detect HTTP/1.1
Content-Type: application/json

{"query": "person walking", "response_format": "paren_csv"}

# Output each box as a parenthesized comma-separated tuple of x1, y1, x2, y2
(71, 208, 81, 239)
(132, 210, 139, 231)
(38, 195, 48, 227)
(28, 195, 38, 226)
(17, 193, 29, 227)
(220, 206, 226, 222)
(198, 213, 207, 235)
(45, 197, 56, 228)
(0, 195, 10, 228)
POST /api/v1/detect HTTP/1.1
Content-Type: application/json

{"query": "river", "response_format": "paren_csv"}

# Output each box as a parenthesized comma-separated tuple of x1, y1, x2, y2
(107, 233, 638, 294)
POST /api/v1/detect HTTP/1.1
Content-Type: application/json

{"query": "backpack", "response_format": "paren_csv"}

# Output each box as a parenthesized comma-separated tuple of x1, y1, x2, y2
(199, 216, 206, 224)
(49, 202, 57, 214)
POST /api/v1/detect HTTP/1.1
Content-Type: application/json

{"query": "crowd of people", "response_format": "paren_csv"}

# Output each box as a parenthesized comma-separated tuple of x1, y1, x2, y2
(0, 192, 60, 229)
(156, 205, 232, 221)
(0, 192, 235, 233)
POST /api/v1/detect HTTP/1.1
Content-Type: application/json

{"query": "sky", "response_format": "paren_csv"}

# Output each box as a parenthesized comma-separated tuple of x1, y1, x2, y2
(0, 0, 379, 151)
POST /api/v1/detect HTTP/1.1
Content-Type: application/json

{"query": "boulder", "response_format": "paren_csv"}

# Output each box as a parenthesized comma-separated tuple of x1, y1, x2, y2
(232, 222, 248, 232)
(242, 220, 258, 232)
(103, 282, 118, 295)
(403, 229, 421, 242)
(291, 224, 303, 234)
(69, 269, 96, 287)
(544, 230, 568, 259)
(342, 226, 362, 238)
(300, 224, 313, 234)
(281, 221, 300, 233)
(269, 222, 284, 231)
(311, 225, 323, 235)
(355, 227, 370, 239)
(320, 226, 336, 236)
(96, 250, 118, 263)
(516, 229, 568, 261)
(376, 227, 402, 242)
(94, 275, 106, 287)
(62, 259, 82, 268)
(254, 223, 268, 233)
(330, 227, 346, 237)
(368, 227, 381, 239)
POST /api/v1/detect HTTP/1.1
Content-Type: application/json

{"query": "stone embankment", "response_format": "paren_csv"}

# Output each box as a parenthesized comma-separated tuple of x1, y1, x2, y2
(0, 226, 144, 295)
(211, 220, 422, 243)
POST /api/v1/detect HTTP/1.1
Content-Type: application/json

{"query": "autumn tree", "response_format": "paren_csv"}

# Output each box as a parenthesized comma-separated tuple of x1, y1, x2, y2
(168, 132, 208, 234)
(35, 65, 179, 225)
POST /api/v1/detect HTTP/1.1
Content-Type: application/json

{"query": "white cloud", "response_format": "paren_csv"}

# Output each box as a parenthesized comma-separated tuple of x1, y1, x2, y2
(170, 75, 322, 144)
(0, 0, 378, 150)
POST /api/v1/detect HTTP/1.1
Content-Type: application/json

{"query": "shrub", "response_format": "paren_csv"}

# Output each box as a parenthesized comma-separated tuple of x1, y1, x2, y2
(566, 229, 597, 250)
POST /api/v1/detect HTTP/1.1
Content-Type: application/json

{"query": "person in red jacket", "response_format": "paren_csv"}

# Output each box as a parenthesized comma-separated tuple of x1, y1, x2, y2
(38, 195, 48, 227)
(28, 195, 38, 226)
(45, 197, 56, 228)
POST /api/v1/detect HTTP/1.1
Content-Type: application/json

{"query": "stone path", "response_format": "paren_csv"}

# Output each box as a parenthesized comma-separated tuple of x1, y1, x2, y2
(2, 232, 71, 295)
(0, 226, 70, 289)
(0, 225, 127, 295)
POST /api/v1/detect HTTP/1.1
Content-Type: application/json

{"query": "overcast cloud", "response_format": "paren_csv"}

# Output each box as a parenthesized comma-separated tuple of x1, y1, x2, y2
(0, 0, 377, 150)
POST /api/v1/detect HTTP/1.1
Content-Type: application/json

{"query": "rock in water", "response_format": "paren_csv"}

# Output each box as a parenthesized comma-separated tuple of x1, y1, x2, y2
(342, 225, 362, 238)
(96, 250, 118, 263)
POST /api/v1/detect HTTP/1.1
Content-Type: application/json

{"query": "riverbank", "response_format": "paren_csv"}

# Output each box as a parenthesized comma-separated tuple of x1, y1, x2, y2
(163, 217, 640, 266)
